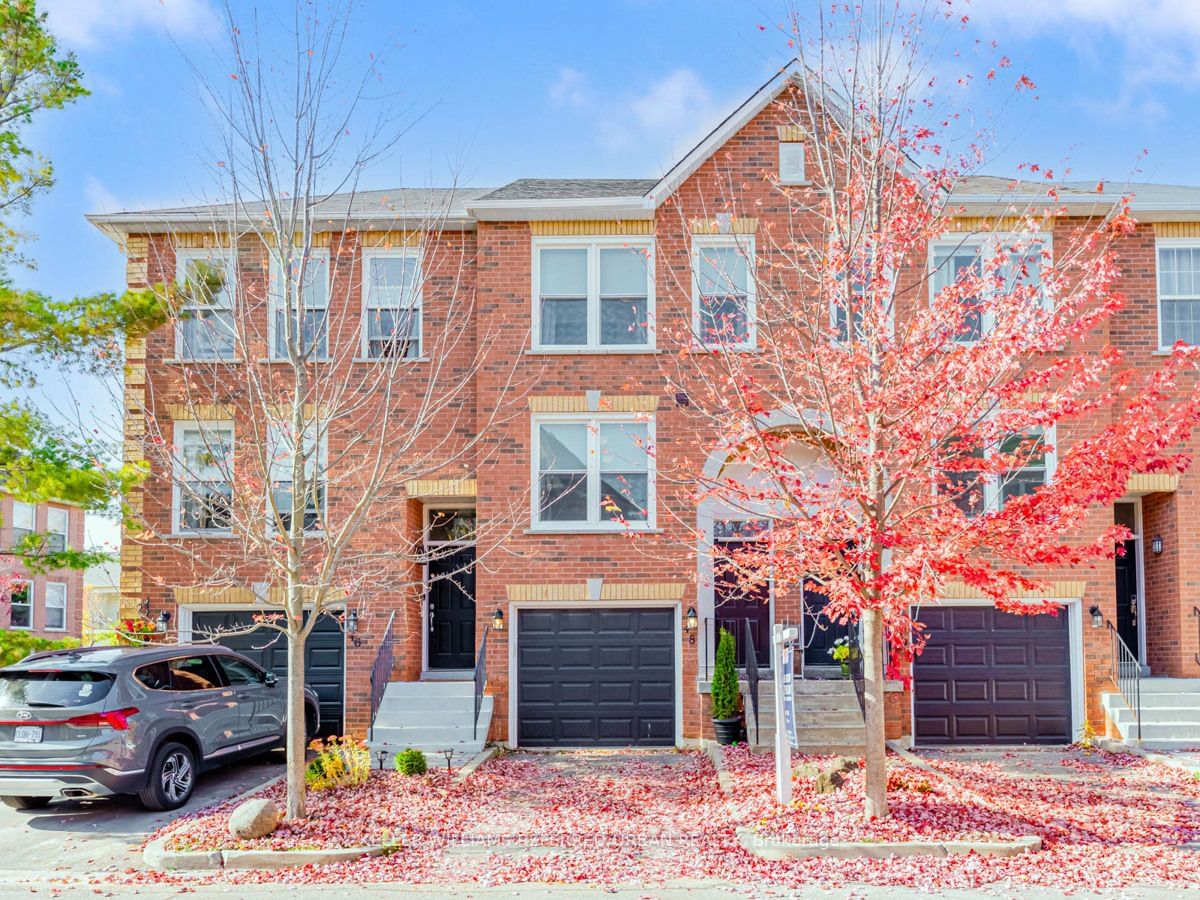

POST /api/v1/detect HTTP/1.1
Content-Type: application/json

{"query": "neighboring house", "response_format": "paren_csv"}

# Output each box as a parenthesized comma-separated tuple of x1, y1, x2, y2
(0, 494, 85, 639)
(83, 559, 121, 642)
(87, 66, 1200, 752)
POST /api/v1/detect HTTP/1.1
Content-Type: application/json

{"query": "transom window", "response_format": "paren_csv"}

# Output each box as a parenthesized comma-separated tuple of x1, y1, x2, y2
(173, 422, 234, 534)
(176, 249, 237, 360)
(533, 239, 653, 350)
(533, 415, 654, 529)
(267, 421, 326, 533)
(11, 501, 33, 544)
(362, 248, 421, 359)
(270, 249, 330, 359)
(46, 507, 68, 553)
(1157, 241, 1200, 347)
(44, 582, 66, 631)
(10, 582, 30, 629)
(930, 235, 1049, 343)
(693, 237, 756, 348)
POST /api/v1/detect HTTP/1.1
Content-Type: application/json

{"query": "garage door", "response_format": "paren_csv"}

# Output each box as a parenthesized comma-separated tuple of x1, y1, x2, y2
(913, 605, 1071, 745)
(517, 608, 675, 747)
(190, 609, 345, 737)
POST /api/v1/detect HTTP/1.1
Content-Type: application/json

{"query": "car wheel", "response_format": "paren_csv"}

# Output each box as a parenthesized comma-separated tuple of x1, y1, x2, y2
(1, 796, 51, 810)
(139, 741, 196, 811)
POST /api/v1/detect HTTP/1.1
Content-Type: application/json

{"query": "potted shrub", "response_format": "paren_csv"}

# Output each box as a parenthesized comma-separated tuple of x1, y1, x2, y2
(710, 627, 742, 745)
(828, 635, 859, 677)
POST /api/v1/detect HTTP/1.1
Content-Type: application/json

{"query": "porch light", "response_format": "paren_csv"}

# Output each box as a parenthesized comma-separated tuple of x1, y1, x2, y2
(346, 610, 359, 634)
(1151, 535, 1164, 555)
(684, 606, 698, 645)
(492, 608, 505, 632)
(156, 610, 172, 633)
(1089, 605, 1104, 629)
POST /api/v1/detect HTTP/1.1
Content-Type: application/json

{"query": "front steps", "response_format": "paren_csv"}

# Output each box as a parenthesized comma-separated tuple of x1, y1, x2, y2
(366, 680, 493, 767)
(1102, 678, 1200, 750)
(745, 678, 866, 755)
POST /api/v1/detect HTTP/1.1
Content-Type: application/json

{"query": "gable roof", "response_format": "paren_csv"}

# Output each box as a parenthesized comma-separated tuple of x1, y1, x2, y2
(476, 179, 656, 201)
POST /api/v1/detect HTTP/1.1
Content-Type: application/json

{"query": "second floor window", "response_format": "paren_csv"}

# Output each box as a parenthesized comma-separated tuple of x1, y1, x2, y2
(270, 250, 330, 359)
(268, 421, 326, 533)
(10, 582, 30, 629)
(362, 249, 421, 359)
(46, 507, 68, 553)
(174, 423, 234, 534)
(44, 582, 66, 630)
(534, 415, 653, 529)
(693, 237, 755, 348)
(931, 235, 1049, 343)
(11, 501, 33, 544)
(533, 240, 652, 351)
(942, 428, 1053, 518)
(176, 249, 237, 360)
(1158, 242, 1200, 347)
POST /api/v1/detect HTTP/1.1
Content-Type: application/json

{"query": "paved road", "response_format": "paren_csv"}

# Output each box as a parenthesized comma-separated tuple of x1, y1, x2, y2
(0, 752, 281, 879)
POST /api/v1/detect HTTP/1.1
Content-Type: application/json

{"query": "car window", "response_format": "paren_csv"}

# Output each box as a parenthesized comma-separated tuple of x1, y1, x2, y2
(168, 655, 223, 691)
(216, 656, 264, 686)
(0, 671, 114, 707)
(135, 661, 172, 691)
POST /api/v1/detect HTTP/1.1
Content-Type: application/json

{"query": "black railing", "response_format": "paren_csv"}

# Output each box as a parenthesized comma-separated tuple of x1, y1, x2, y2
(701, 616, 770, 679)
(1108, 620, 1142, 742)
(473, 625, 490, 741)
(847, 627, 866, 719)
(367, 611, 396, 742)
(743, 618, 762, 745)
(1193, 606, 1200, 666)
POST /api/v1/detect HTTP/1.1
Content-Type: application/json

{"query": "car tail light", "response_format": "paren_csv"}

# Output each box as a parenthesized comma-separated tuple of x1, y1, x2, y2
(63, 707, 139, 730)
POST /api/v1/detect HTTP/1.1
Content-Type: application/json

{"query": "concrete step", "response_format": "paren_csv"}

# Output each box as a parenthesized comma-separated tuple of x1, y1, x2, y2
(1133, 738, 1200, 751)
(371, 704, 492, 727)
(793, 743, 867, 756)
(383, 680, 474, 700)
(793, 680, 857, 695)
(366, 739, 484, 768)
(1109, 706, 1200, 725)
(1136, 678, 1200, 694)
(1114, 722, 1200, 741)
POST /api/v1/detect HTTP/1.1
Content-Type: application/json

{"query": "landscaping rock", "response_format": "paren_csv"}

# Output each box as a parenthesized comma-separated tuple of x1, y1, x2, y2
(228, 798, 280, 839)
(814, 756, 860, 793)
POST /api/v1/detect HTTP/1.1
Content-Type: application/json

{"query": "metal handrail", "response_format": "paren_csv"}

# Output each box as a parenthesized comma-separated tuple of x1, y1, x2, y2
(743, 618, 761, 745)
(473, 625, 490, 741)
(1108, 621, 1142, 742)
(367, 611, 396, 742)
(847, 625, 866, 719)
(701, 616, 768, 678)
(1193, 607, 1200, 666)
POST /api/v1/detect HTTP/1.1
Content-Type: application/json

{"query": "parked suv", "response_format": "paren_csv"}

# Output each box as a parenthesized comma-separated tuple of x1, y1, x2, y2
(0, 645, 321, 811)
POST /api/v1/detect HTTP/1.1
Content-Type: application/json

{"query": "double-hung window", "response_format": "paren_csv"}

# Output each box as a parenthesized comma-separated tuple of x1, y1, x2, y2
(533, 239, 653, 351)
(176, 249, 237, 360)
(44, 583, 66, 631)
(46, 507, 68, 553)
(174, 422, 234, 534)
(362, 248, 421, 359)
(930, 234, 1049, 343)
(996, 429, 1051, 507)
(10, 501, 33, 545)
(693, 237, 755, 349)
(533, 415, 654, 529)
(1157, 241, 1200, 347)
(267, 421, 326, 533)
(270, 249, 330, 359)
(9, 582, 30, 629)
(944, 426, 1054, 518)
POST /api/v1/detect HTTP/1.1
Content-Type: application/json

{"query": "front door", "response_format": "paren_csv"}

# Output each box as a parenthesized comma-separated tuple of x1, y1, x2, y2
(713, 540, 771, 668)
(427, 545, 476, 669)
(802, 582, 853, 669)
(1115, 538, 1139, 656)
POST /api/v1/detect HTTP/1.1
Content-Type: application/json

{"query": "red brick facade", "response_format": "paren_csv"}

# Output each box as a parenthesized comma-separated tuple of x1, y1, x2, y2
(1, 494, 86, 639)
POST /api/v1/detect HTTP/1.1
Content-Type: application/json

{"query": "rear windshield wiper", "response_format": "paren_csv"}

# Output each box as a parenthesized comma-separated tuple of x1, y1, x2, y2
(25, 702, 66, 708)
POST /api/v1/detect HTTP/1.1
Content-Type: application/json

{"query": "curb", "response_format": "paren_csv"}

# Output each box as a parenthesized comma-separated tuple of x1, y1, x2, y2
(1101, 738, 1200, 776)
(701, 740, 734, 794)
(736, 826, 1041, 860)
(144, 836, 390, 871)
(453, 745, 498, 784)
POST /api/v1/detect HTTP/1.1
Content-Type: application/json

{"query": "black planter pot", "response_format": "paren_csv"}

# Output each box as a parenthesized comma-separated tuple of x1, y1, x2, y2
(713, 715, 743, 745)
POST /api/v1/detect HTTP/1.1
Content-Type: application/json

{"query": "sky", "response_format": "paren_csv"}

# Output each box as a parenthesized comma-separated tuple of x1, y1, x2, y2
(14, 0, 1200, 554)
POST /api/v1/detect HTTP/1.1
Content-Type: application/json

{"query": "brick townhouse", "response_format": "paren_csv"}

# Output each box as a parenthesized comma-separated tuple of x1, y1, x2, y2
(88, 66, 1200, 754)
(1, 494, 85, 639)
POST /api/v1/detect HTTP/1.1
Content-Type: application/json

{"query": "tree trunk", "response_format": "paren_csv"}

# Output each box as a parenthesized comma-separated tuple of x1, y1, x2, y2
(285, 631, 308, 820)
(862, 607, 888, 820)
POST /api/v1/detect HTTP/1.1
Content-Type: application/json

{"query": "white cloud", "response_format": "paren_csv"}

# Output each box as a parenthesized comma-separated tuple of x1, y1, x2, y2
(42, 0, 219, 50)
(83, 176, 122, 214)
(549, 67, 588, 111)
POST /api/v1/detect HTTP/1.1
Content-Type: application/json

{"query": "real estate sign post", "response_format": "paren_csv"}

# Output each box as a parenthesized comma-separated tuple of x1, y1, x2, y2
(773, 624, 799, 804)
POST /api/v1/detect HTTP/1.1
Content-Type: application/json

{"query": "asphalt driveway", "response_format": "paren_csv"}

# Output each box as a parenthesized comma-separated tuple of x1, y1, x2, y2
(0, 752, 281, 879)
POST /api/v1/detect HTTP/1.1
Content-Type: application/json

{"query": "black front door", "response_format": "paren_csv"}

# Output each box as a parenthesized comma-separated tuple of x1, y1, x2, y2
(713, 540, 771, 668)
(427, 546, 476, 669)
(802, 582, 853, 668)
(1115, 539, 1139, 655)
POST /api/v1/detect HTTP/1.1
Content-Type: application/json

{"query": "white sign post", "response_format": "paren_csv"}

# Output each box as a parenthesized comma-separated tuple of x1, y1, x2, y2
(772, 624, 799, 805)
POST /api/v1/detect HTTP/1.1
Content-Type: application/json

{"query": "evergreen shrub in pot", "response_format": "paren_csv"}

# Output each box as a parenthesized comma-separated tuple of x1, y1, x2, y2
(710, 627, 743, 745)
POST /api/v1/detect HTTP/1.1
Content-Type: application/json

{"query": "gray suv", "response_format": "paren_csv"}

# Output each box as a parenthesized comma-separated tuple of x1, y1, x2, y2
(0, 645, 320, 811)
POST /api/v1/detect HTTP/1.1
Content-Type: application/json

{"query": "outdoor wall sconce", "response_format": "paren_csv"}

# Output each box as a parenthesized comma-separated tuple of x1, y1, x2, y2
(492, 608, 506, 632)
(156, 610, 172, 633)
(1089, 605, 1104, 629)
(1151, 535, 1164, 555)
(684, 606, 698, 644)
(346, 609, 363, 647)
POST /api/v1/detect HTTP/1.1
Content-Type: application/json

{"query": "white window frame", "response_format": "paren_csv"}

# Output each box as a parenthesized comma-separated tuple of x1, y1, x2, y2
(9, 580, 30, 630)
(779, 141, 806, 185)
(175, 247, 238, 360)
(531, 236, 656, 352)
(360, 246, 423, 360)
(691, 235, 757, 351)
(1155, 238, 1200, 349)
(266, 421, 328, 534)
(830, 243, 896, 344)
(269, 247, 331, 360)
(530, 412, 656, 532)
(45, 506, 68, 553)
(929, 232, 1052, 343)
(172, 421, 235, 536)
(11, 500, 34, 544)
(44, 582, 67, 632)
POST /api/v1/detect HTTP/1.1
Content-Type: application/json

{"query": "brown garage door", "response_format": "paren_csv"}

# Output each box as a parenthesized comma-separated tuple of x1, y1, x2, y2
(913, 605, 1072, 745)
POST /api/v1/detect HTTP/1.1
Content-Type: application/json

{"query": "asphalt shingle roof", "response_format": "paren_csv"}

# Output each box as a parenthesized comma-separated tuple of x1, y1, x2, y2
(476, 179, 658, 201)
